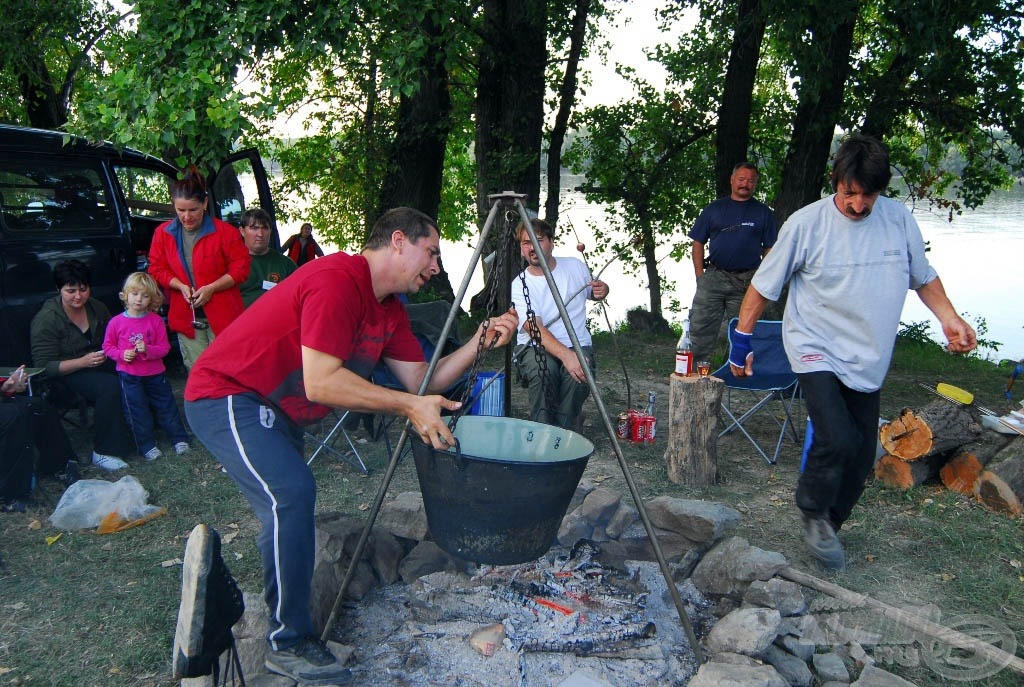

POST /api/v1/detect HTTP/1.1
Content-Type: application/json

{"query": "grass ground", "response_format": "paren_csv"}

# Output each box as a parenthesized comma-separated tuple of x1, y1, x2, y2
(0, 325, 1021, 686)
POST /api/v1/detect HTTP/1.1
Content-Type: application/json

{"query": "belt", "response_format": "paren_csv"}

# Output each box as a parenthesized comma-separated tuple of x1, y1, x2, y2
(708, 262, 756, 274)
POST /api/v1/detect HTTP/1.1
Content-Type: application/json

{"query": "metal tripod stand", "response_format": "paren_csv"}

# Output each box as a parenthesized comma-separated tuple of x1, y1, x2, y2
(320, 191, 702, 663)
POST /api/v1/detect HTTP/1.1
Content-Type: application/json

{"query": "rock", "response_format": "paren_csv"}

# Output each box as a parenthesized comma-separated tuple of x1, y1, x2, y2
(851, 665, 919, 687)
(232, 636, 268, 680)
(232, 592, 269, 640)
(376, 491, 429, 541)
(644, 496, 741, 546)
(670, 548, 703, 581)
(775, 633, 815, 662)
(710, 651, 761, 667)
(468, 623, 505, 656)
(616, 521, 700, 562)
(687, 661, 789, 687)
(762, 644, 814, 687)
(368, 526, 404, 585)
(399, 540, 459, 583)
(744, 578, 808, 616)
(705, 607, 782, 656)
(556, 508, 594, 545)
(691, 537, 788, 597)
(604, 502, 638, 539)
(592, 538, 629, 571)
(566, 477, 597, 514)
(577, 487, 621, 525)
(813, 651, 850, 682)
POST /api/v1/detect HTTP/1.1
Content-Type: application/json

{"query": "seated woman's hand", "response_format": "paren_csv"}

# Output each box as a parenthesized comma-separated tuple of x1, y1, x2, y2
(79, 350, 106, 370)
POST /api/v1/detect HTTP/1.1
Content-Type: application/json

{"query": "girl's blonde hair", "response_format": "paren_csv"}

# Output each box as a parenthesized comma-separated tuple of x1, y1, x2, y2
(119, 272, 164, 311)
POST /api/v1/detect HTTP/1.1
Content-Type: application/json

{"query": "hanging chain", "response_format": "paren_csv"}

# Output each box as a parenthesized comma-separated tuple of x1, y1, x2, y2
(518, 264, 557, 422)
(448, 208, 514, 431)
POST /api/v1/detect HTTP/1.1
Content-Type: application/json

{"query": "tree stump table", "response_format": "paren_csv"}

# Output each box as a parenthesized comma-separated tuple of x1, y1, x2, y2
(664, 374, 723, 486)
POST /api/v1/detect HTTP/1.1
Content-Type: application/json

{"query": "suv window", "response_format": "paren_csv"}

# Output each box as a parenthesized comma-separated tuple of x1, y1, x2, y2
(111, 163, 175, 267)
(0, 160, 112, 234)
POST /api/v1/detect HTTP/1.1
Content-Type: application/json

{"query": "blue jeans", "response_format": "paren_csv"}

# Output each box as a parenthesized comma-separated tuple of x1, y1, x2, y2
(796, 371, 880, 528)
(119, 372, 189, 454)
(185, 394, 315, 650)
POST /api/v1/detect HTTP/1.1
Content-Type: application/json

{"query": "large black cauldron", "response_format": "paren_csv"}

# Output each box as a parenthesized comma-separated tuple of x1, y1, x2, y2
(412, 416, 594, 565)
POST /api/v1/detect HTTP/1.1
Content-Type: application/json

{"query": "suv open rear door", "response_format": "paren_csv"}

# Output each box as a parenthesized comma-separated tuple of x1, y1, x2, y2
(208, 149, 280, 250)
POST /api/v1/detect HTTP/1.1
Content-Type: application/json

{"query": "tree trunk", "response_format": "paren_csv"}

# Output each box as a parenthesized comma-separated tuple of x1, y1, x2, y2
(874, 453, 949, 490)
(771, 2, 859, 223)
(878, 400, 982, 461)
(939, 434, 1018, 495)
(19, 51, 67, 129)
(475, 0, 546, 220)
(664, 374, 723, 486)
(376, 11, 456, 302)
(714, 0, 767, 197)
(473, 0, 547, 316)
(545, 0, 591, 229)
(976, 444, 1024, 516)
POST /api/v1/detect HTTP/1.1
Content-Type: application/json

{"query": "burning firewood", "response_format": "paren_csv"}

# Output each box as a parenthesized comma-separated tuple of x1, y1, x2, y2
(518, 621, 656, 654)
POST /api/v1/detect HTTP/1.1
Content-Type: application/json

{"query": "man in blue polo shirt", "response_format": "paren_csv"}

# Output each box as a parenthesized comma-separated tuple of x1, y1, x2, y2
(688, 162, 779, 362)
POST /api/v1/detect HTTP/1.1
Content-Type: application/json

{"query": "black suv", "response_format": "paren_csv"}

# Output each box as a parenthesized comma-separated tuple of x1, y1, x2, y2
(0, 124, 277, 366)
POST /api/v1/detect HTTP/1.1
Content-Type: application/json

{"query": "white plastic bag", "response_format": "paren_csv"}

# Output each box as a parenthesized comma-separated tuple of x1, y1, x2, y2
(48, 475, 162, 530)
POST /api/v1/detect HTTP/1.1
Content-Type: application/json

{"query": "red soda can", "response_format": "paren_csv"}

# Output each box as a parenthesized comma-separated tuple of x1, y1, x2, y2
(616, 412, 631, 439)
(645, 414, 657, 443)
(629, 410, 646, 443)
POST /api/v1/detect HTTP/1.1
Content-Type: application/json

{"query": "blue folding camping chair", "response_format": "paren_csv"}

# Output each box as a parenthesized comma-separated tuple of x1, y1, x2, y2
(368, 301, 469, 456)
(712, 318, 801, 465)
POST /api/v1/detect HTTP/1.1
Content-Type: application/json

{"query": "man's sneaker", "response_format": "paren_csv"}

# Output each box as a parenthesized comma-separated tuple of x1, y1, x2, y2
(0, 499, 28, 514)
(91, 452, 128, 471)
(144, 447, 163, 461)
(803, 514, 846, 572)
(172, 524, 245, 679)
(266, 637, 353, 686)
(174, 442, 191, 455)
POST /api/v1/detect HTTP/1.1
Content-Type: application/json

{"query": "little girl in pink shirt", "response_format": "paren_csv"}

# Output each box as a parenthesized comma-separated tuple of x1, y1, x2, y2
(103, 272, 190, 460)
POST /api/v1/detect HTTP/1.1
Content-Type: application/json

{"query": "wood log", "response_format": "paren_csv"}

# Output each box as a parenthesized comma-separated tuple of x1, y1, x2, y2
(878, 400, 981, 461)
(939, 434, 1017, 495)
(976, 443, 1024, 516)
(664, 374, 723, 486)
(874, 452, 949, 489)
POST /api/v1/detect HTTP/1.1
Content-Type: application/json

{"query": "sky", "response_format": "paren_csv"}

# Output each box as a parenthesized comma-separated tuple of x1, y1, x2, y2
(578, 0, 675, 107)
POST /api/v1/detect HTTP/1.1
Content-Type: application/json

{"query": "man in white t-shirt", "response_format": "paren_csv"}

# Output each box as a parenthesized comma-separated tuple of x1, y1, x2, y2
(510, 219, 608, 430)
(729, 133, 976, 572)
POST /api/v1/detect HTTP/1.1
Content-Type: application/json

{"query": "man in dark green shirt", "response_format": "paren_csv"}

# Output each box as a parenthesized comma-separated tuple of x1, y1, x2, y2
(238, 209, 297, 308)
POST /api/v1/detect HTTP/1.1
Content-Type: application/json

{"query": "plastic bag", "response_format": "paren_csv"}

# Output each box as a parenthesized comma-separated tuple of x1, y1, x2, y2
(48, 475, 163, 531)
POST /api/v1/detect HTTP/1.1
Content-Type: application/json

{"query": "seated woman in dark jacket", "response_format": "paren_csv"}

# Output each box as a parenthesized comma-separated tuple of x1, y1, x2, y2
(30, 260, 135, 471)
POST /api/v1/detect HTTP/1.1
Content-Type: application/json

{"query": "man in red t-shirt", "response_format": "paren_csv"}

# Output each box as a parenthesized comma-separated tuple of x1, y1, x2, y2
(184, 207, 517, 685)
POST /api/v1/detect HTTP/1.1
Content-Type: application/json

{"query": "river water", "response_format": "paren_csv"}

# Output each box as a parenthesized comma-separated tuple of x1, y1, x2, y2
(435, 181, 1024, 362)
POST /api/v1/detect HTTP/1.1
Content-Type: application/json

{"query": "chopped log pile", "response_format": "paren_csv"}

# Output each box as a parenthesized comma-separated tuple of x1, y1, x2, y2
(874, 398, 1024, 517)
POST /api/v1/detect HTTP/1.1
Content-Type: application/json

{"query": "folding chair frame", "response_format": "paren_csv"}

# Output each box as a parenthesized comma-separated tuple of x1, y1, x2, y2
(305, 410, 368, 474)
(719, 381, 802, 465)
(714, 318, 802, 465)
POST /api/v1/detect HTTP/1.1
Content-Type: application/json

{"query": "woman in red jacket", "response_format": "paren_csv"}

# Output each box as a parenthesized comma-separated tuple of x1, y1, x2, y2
(148, 166, 250, 371)
(282, 222, 325, 266)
